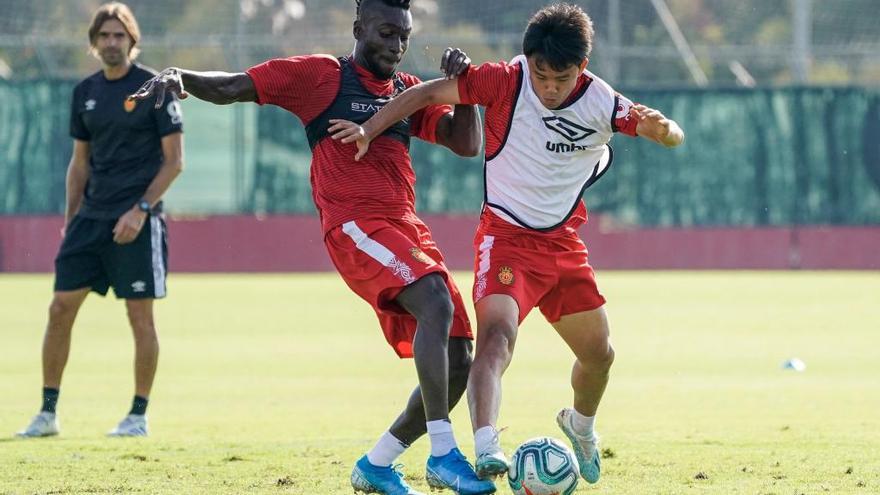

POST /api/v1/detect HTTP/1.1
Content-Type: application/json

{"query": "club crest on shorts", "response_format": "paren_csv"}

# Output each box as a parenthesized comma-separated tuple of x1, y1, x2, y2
(498, 266, 514, 285)
(409, 247, 435, 265)
(124, 98, 137, 112)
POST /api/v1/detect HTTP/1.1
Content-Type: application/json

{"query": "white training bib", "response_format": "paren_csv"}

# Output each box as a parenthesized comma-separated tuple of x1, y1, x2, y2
(485, 55, 625, 230)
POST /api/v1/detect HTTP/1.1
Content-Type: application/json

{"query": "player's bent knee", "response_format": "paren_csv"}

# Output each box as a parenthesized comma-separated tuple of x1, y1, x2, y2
(578, 343, 615, 373)
(476, 322, 517, 366)
(601, 344, 616, 369)
(401, 273, 454, 323)
(420, 303, 454, 331)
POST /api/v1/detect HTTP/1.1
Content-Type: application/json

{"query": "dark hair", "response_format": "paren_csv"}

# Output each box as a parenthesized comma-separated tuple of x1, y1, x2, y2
(356, 0, 411, 18)
(88, 2, 141, 59)
(523, 3, 593, 71)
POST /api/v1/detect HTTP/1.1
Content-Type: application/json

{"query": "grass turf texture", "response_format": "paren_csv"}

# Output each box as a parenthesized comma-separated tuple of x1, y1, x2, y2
(1, 272, 878, 494)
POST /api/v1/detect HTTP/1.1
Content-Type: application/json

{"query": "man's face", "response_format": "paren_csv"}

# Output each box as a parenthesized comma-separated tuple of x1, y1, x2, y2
(94, 19, 131, 67)
(527, 56, 586, 109)
(354, 3, 412, 79)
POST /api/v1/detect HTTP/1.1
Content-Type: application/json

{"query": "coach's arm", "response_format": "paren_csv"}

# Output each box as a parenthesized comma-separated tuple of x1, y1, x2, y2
(129, 69, 256, 107)
(63, 139, 91, 236)
(113, 132, 184, 244)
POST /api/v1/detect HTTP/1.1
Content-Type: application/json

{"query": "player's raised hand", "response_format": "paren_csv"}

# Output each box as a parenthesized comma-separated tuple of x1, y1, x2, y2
(129, 68, 188, 109)
(631, 104, 684, 147)
(440, 47, 471, 80)
(328, 119, 371, 161)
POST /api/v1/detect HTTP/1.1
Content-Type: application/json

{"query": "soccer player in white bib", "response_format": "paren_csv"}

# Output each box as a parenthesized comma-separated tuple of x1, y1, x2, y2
(329, 2, 684, 485)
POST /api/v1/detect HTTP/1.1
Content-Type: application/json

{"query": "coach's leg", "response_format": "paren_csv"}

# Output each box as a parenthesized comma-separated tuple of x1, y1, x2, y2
(43, 288, 90, 389)
(15, 289, 89, 437)
(125, 299, 159, 400)
(552, 307, 614, 417)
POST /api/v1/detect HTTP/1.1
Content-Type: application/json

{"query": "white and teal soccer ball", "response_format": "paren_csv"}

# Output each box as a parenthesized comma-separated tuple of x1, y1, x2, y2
(508, 437, 579, 495)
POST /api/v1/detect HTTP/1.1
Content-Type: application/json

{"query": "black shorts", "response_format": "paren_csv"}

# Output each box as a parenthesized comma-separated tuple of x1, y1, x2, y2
(54, 214, 168, 299)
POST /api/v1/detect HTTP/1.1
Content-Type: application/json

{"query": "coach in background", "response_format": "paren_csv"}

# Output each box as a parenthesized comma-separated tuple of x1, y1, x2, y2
(16, 2, 183, 438)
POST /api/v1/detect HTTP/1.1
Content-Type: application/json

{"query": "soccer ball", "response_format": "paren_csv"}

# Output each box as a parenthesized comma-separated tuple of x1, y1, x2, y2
(507, 437, 579, 495)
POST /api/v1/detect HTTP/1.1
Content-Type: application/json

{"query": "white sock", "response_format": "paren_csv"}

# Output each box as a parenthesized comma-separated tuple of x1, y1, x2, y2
(570, 410, 596, 440)
(366, 431, 409, 467)
(426, 419, 458, 457)
(474, 426, 500, 456)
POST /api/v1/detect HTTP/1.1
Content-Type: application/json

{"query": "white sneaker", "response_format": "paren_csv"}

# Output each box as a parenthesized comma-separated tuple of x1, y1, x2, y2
(474, 426, 510, 479)
(107, 414, 148, 437)
(475, 447, 510, 480)
(16, 412, 59, 438)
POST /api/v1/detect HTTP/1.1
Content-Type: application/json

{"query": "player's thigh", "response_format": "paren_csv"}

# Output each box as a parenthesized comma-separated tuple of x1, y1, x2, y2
(551, 307, 612, 364)
(537, 236, 606, 323)
(474, 293, 521, 356)
(105, 215, 168, 299)
(472, 232, 553, 324)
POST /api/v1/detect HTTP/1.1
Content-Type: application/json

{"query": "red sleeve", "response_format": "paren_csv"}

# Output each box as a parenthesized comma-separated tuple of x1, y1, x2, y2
(456, 61, 519, 107)
(399, 73, 453, 143)
(245, 55, 340, 124)
(612, 92, 639, 137)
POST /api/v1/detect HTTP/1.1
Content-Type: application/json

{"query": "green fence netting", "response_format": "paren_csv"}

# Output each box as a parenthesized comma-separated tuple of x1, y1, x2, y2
(2, 80, 879, 226)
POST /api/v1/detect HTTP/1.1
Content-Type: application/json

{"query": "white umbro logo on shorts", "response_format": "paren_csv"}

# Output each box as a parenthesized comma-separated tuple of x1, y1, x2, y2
(85, 99, 96, 111)
(131, 281, 146, 293)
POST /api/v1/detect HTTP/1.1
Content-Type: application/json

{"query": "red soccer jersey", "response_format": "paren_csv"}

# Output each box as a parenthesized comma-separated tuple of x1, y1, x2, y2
(457, 60, 638, 234)
(246, 55, 452, 233)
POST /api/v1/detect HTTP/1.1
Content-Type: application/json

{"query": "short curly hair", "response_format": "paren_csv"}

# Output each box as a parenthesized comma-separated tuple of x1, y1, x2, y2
(356, 0, 411, 19)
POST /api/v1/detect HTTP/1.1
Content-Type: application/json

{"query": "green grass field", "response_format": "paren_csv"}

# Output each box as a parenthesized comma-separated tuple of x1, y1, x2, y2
(1, 272, 878, 494)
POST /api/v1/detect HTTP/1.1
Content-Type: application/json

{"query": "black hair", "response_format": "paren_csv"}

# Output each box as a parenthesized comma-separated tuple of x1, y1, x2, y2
(523, 3, 594, 72)
(356, 0, 411, 19)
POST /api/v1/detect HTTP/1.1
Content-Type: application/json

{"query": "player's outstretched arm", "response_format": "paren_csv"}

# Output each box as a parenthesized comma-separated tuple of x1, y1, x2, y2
(328, 78, 463, 160)
(632, 104, 685, 147)
(129, 68, 256, 108)
(434, 47, 482, 157)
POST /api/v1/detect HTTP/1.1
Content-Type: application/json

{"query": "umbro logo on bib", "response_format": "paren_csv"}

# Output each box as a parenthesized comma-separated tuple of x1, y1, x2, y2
(542, 116, 595, 142)
(85, 99, 96, 111)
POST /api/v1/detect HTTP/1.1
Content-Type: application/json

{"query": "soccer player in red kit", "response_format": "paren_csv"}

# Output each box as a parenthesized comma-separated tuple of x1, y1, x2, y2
(130, 1, 496, 493)
(330, 2, 685, 487)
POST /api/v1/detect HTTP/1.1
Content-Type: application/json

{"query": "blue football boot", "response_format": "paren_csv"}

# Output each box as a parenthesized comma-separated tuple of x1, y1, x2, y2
(351, 455, 425, 495)
(425, 448, 496, 494)
(556, 408, 601, 484)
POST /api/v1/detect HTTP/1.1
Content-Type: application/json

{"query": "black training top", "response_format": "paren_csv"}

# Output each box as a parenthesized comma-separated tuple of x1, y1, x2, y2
(70, 63, 183, 220)
(304, 57, 410, 150)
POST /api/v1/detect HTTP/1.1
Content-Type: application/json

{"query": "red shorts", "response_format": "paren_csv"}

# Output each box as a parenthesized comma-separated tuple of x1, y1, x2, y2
(325, 217, 473, 358)
(472, 225, 606, 324)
